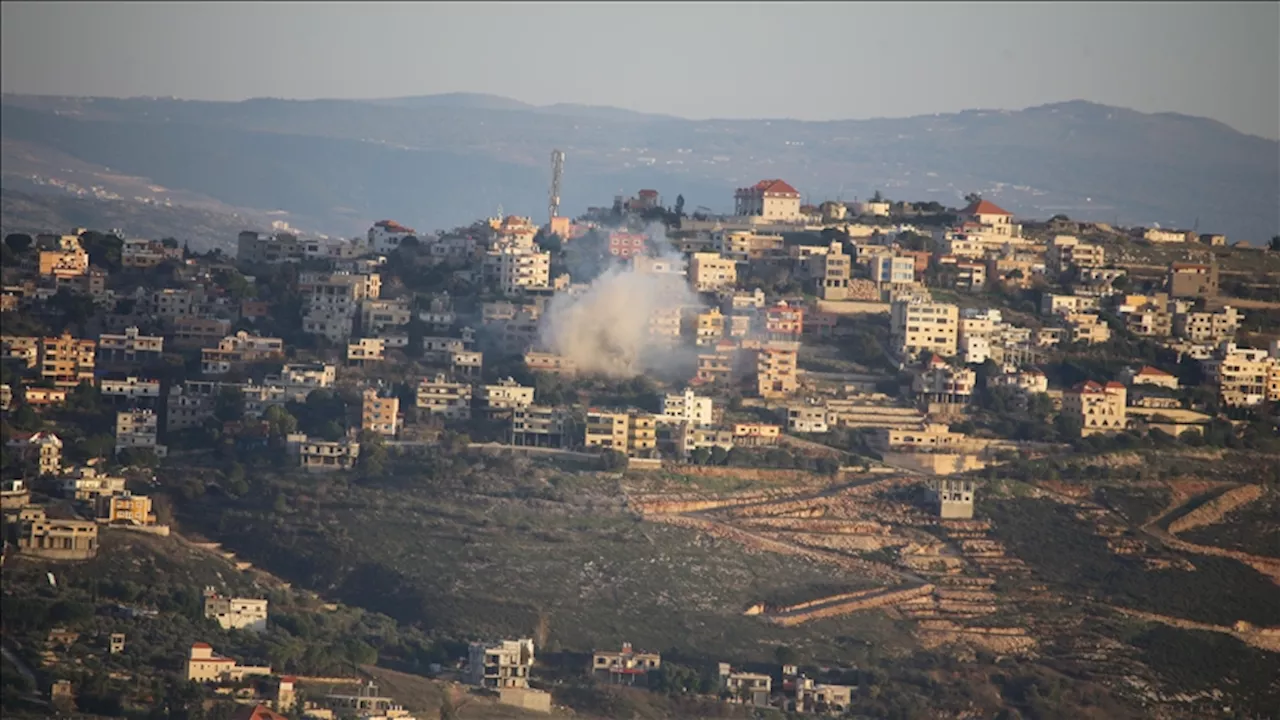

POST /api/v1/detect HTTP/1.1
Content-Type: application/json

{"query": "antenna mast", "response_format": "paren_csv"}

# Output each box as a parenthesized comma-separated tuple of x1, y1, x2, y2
(549, 149, 565, 225)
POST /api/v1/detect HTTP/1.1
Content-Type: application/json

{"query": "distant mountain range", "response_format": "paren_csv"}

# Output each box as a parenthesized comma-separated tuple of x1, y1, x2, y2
(1, 93, 1276, 243)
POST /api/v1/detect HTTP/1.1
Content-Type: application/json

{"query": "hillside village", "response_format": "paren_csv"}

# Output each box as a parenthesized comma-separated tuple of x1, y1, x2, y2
(1, 180, 1279, 719)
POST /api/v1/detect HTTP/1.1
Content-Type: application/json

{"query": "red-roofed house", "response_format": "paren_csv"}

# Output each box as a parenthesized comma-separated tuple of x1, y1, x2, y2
(1122, 365, 1179, 390)
(1063, 380, 1128, 437)
(735, 180, 802, 222)
(231, 705, 289, 720)
(958, 199, 1016, 237)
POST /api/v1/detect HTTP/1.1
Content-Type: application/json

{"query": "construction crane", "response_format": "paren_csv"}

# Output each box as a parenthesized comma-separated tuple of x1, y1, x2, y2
(548, 149, 565, 226)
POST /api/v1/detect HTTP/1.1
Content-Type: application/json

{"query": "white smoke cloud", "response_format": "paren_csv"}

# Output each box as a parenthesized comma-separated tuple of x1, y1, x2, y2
(537, 222, 705, 378)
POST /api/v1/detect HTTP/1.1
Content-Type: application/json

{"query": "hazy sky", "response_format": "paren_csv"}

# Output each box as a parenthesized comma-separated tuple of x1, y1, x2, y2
(3, 2, 1278, 139)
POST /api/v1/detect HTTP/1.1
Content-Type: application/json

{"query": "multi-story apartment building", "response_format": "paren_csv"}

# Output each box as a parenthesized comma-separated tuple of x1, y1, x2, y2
(510, 405, 573, 448)
(121, 238, 183, 268)
(755, 344, 799, 398)
(890, 299, 959, 359)
(1040, 294, 1098, 317)
(116, 409, 165, 456)
(691, 307, 725, 347)
(1046, 235, 1105, 273)
(99, 376, 162, 403)
(787, 404, 829, 434)
(97, 326, 164, 364)
(201, 332, 284, 375)
(484, 246, 551, 296)
(764, 303, 804, 342)
(803, 240, 853, 300)
(1063, 380, 1127, 437)
(346, 338, 386, 365)
(166, 381, 225, 432)
(6, 431, 63, 476)
(659, 388, 714, 427)
(733, 179, 801, 222)
(37, 233, 90, 279)
(415, 374, 473, 419)
(688, 253, 737, 292)
(584, 409, 658, 457)
(152, 288, 196, 318)
(39, 333, 96, 388)
(236, 231, 302, 265)
(524, 351, 577, 376)
(1064, 312, 1112, 345)
(468, 639, 535, 689)
(953, 261, 987, 292)
(61, 466, 126, 500)
(913, 359, 976, 405)
(95, 492, 158, 526)
(479, 378, 535, 414)
(1203, 342, 1280, 407)
(713, 230, 784, 262)
(1174, 306, 1241, 344)
(360, 299, 412, 334)
(872, 255, 916, 290)
(361, 389, 401, 437)
(277, 363, 336, 392)
(1, 335, 40, 368)
(1167, 261, 1219, 298)
(171, 317, 233, 349)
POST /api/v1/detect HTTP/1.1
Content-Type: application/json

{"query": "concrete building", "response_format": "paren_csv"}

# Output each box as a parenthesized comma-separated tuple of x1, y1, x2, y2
(714, 230, 785, 262)
(468, 639, 535, 689)
(1121, 365, 1179, 390)
(171, 317, 233, 350)
(755, 344, 799, 398)
(719, 664, 771, 706)
(201, 332, 284, 375)
(185, 643, 271, 683)
(1, 335, 40, 368)
(1143, 228, 1193, 244)
(1167, 262, 1219, 299)
(204, 588, 269, 632)
(957, 199, 1016, 237)
(7, 431, 63, 476)
(691, 307, 726, 347)
(1063, 381, 1128, 437)
(591, 643, 660, 686)
(480, 378, 535, 414)
(95, 492, 158, 526)
(61, 466, 126, 500)
(115, 409, 165, 456)
(1204, 342, 1280, 407)
(368, 219, 417, 254)
(787, 404, 829, 434)
(99, 376, 162, 403)
(236, 231, 302, 265)
(872, 255, 916, 290)
(914, 359, 976, 406)
(1046, 235, 1105, 273)
(734, 179, 802, 222)
(347, 337, 386, 365)
(689, 252, 737, 292)
(485, 246, 552, 296)
(322, 681, 409, 718)
(98, 326, 164, 364)
(524, 351, 577, 376)
(1174, 306, 1241, 344)
(585, 409, 657, 457)
(891, 299, 959, 359)
(804, 240, 854, 300)
(659, 388, 714, 427)
(286, 434, 361, 471)
(1040, 294, 1098, 317)
(39, 333, 96, 388)
(14, 506, 99, 560)
(510, 405, 573, 448)
(416, 374, 472, 420)
(360, 299, 412, 334)
(930, 478, 975, 519)
(361, 389, 401, 437)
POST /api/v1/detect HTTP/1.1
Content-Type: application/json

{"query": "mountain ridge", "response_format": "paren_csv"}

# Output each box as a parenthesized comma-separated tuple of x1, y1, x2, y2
(1, 93, 1275, 241)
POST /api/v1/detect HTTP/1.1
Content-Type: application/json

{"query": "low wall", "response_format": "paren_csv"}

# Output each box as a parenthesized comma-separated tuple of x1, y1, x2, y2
(498, 688, 552, 713)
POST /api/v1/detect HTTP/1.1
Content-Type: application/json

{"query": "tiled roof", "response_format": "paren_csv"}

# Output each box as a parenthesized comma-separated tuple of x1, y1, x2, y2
(740, 179, 800, 196)
(1137, 365, 1173, 376)
(961, 199, 1012, 216)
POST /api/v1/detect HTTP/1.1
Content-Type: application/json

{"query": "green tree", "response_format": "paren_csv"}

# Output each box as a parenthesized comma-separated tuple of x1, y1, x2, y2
(4, 233, 33, 254)
(1270, 235, 1280, 252)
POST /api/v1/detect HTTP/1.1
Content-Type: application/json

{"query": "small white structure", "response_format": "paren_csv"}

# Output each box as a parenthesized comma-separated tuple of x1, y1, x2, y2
(203, 587, 268, 632)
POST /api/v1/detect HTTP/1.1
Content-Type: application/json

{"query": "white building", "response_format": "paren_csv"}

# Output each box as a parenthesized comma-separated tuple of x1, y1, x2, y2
(734, 179, 802, 222)
(368, 220, 417, 255)
(659, 388, 714, 427)
(890, 298, 959, 359)
(203, 588, 269, 632)
(99, 376, 162, 402)
(115, 409, 166, 457)
(416, 374, 473, 420)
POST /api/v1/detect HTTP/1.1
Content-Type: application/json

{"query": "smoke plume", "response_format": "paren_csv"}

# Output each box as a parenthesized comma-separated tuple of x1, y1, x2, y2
(538, 222, 704, 378)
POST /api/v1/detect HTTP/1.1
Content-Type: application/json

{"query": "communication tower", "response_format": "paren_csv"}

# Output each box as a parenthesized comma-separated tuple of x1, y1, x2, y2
(549, 149, 565, 225)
